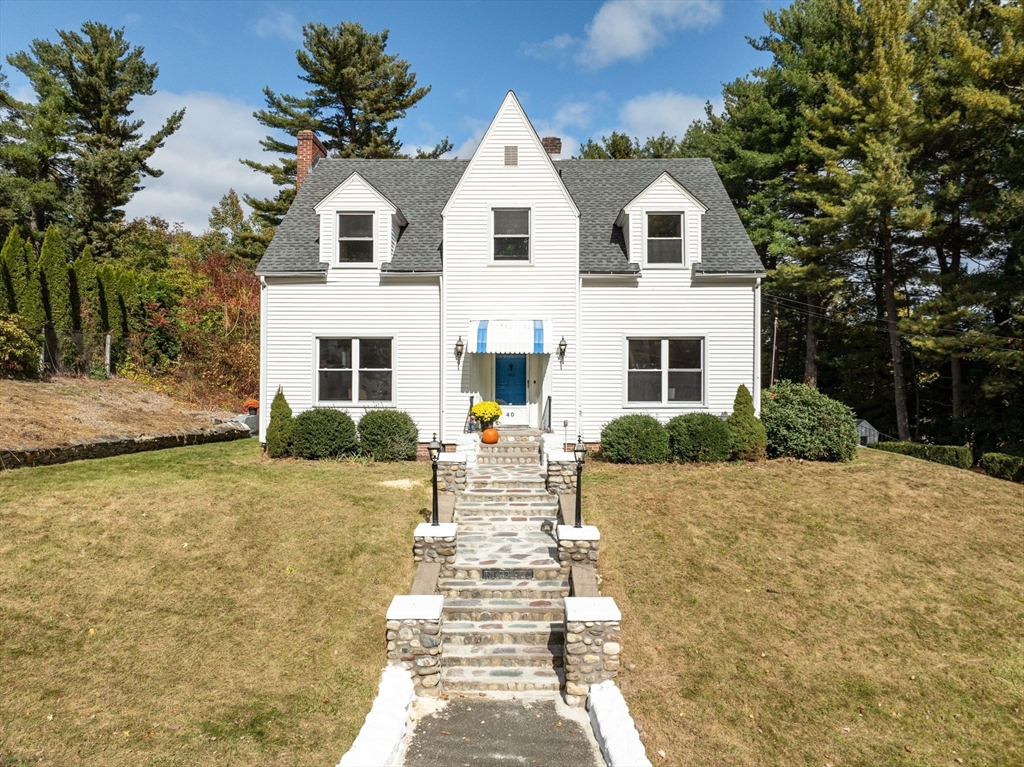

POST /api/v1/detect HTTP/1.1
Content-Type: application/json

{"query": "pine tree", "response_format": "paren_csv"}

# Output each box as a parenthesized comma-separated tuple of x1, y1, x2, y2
(727, 384, 768, 461)
(240, 22, 432, 255)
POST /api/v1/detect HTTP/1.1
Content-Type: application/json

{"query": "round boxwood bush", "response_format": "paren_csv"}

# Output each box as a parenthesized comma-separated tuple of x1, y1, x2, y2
(358, 409, 419, 461)
(292, 407, 357, 459)
(666, 412, 732, 463)
(761, 381, 858, 462)
(599, 414, 670, 464)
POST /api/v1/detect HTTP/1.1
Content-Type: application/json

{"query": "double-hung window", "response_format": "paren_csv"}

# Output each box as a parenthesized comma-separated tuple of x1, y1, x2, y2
(627, 338, 702, 403)
(318, 338, 393, 403)
(646, 213, 683, 264)
(338, 213, 374, 263)
(493, 208, 530, 261)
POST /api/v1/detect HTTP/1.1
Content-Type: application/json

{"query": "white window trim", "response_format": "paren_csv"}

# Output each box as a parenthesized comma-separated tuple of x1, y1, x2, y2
(314, 335, 396, 406)
(335, 211, 377, 267)
(641, 209, 686, 268)
(489, 206, 533, 265)
(621, 336, 706, 407)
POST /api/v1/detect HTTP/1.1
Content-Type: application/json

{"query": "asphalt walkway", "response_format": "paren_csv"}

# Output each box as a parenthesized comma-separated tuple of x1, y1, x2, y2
(402, 695, 603, 767)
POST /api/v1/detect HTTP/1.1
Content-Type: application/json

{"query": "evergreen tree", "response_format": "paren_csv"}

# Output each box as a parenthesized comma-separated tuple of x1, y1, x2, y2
(7, 22, 184, 254)
(727, 384, 768, 461)
(72, 245, 98, 336)
(0, 229, 20, 313)
(266, 387, 295, 458)
(37, 225, 73, 366)
(241, 22, 432, 255)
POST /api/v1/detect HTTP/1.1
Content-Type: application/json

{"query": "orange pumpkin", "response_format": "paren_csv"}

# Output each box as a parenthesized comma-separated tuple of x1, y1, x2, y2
(481, 427, 500, 444)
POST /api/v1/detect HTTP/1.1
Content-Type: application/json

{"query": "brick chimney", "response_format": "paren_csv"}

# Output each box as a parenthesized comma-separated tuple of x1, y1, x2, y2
(541, 136, 562, 158)
(296, 130, 327, 190)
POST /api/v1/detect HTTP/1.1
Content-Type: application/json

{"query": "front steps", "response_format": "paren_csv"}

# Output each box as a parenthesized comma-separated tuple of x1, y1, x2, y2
(441, 434, 568, 694)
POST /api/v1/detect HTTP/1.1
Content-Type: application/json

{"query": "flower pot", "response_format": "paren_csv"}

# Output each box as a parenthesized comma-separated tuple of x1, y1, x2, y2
(481, 427, 499, 444)
(248, 407, 258, 416)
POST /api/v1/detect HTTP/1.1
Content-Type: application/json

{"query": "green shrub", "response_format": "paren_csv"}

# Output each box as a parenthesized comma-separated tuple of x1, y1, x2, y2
(872, 442, 974, 470)
(666, 413, 732, 463)
(358, 409, 419, 461)
(0, 314, 39, 379)
(761, 381, 858, 462)
(292, 407, 357, 460)
(600, 414, 670, 464)
(979, 452, 1024, 483)
(265, 387, 294, 458)
(727, 384, 767, 461)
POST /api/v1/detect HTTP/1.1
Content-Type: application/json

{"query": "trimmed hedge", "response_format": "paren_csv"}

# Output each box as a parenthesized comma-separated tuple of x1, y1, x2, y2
(358, 409, 419, 461)
(761, 381, 858, 462)
(979, 452, 1024, 483)
(292, 408, 358, 459)
(872, 441, 973, 470)
(600, 414, 670, 464)
(666, 413, 732, 463)
(265, 387, 294, 458)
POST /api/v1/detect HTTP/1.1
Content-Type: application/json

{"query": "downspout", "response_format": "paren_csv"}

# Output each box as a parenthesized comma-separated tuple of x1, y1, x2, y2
(439, 271, 445, 444)
(259, 277, 268, 443)
(753, 277, 762, 415)
(575, 213, 582, 443)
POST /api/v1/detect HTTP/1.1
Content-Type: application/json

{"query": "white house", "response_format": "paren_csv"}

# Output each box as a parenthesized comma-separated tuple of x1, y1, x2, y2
(255, 92, 765, 446)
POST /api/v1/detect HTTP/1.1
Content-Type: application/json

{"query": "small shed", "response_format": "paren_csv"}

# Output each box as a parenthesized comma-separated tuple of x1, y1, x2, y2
(856, 419, 880, 446)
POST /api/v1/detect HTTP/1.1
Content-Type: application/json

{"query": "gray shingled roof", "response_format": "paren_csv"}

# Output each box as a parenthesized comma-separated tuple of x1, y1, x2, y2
(256, 156, 763, 275)
(556, 158, 763, 274)
(256, 159, 468, 275)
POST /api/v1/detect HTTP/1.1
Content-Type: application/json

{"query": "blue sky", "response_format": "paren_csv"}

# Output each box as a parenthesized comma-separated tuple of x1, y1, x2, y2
(1, 0, 783, 232)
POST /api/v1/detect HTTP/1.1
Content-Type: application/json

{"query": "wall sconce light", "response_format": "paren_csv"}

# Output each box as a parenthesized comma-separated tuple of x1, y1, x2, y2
(557, 336, 567, 365)
(454, 336, 465, 368)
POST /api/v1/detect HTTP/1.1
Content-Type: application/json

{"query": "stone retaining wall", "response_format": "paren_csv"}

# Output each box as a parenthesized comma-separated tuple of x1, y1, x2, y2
(558, 537, 599, 574)
(563, 597, 621, 707)
(385, 618, 443, 696)
(0, 421, 251, 471)
(437, 458, 467, 493)
(413, 523, 457, 578)
(546, 460, 577, 493)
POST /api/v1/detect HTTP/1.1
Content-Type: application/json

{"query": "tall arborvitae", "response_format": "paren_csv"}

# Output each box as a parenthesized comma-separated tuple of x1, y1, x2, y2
(0, 230, 21, 314)
(37, 225, 74, 366)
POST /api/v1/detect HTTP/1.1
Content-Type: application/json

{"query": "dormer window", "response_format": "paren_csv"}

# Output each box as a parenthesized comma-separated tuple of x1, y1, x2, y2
(646, 213, 683, 264)
(338, 213, 373, 262)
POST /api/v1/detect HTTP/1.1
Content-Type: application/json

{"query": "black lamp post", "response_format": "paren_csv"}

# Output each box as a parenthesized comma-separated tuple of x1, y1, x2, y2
(573, 434, 586, 528)
(428, 433, 442, 526)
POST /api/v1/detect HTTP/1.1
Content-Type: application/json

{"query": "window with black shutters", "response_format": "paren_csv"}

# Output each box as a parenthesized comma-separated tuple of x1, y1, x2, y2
(338, 213, 374, 262)
(627, 338, 703, 403)
(493, 208, 530, 261)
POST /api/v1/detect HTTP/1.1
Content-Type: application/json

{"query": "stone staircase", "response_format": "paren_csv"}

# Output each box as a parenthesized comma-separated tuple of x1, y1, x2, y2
(440, 429, 568, 692)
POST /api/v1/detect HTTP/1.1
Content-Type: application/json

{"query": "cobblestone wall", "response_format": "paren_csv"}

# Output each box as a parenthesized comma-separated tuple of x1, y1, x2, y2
(413, 531, 457, 577)
(563, 619, 620, 706)
(385, 618, 443, 696)
(547, 460, 577, 493)
(0, 422, 251, 471)
(437, 459, 467, 493)
(557, 537, 599, 574)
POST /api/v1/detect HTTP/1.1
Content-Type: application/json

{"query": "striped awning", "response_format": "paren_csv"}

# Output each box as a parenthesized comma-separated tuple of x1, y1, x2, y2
(468, 319, 552, 354)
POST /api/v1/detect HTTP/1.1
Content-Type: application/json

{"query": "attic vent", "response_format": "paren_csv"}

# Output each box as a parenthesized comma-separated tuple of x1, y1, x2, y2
(504, 146, 518, 166)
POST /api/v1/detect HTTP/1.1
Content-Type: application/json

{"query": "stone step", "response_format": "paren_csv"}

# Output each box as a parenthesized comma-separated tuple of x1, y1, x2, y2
(476, 455, 542, 466)
(449, 565, 562, 581)
(478, 443, 542, 455)
(442, 620, 564, 646)
(466, 474, 548, 488)
(442, 643, 564, 668)
(455, 501, 559, 516)
(453, 515, 556, 532)
(442, 597, 564, 622)
(440, 577, 569, 599)
(440, 666, 563, 692)
(493, 430, 543, 443)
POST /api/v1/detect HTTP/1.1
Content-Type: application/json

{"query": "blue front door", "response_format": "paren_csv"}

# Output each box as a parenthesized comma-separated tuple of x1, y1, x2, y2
(494, 354, 527, 406)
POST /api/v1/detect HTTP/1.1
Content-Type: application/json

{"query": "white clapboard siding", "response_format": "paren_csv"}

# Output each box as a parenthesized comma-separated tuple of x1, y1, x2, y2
(261, 273, 440, 442)
(441, 93, 581, 439)
(623, 174, 704, 267)
(579, 273, 758, 440)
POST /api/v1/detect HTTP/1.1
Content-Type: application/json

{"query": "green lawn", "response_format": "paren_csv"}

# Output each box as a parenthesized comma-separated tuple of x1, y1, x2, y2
(0, 440, 428, 767)
(2, 441, 1022, 766)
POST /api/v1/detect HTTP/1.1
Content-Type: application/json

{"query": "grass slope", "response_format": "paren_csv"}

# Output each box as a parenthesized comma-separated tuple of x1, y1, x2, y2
(0, 440, 427, 766)
(587, 448, 1024, 766)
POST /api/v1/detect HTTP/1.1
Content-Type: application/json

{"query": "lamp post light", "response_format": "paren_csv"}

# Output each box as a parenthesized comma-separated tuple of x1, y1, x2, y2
(454, 337, 465, 369)
(557, 336, 568, 366)
(573, 434, 586, 528)
(428, 433, 442, 526)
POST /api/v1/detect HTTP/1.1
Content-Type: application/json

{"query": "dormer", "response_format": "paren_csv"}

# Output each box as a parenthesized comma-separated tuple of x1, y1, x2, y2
(314, 172, 407, 267)
(615, 172, 708, 269)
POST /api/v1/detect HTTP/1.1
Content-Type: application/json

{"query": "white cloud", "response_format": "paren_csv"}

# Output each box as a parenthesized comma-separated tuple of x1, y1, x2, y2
(527, 0, 722, 70)
(123, 91, 278, 232)
(619, 90, 716, 139)
(254, 9, 302, 42)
